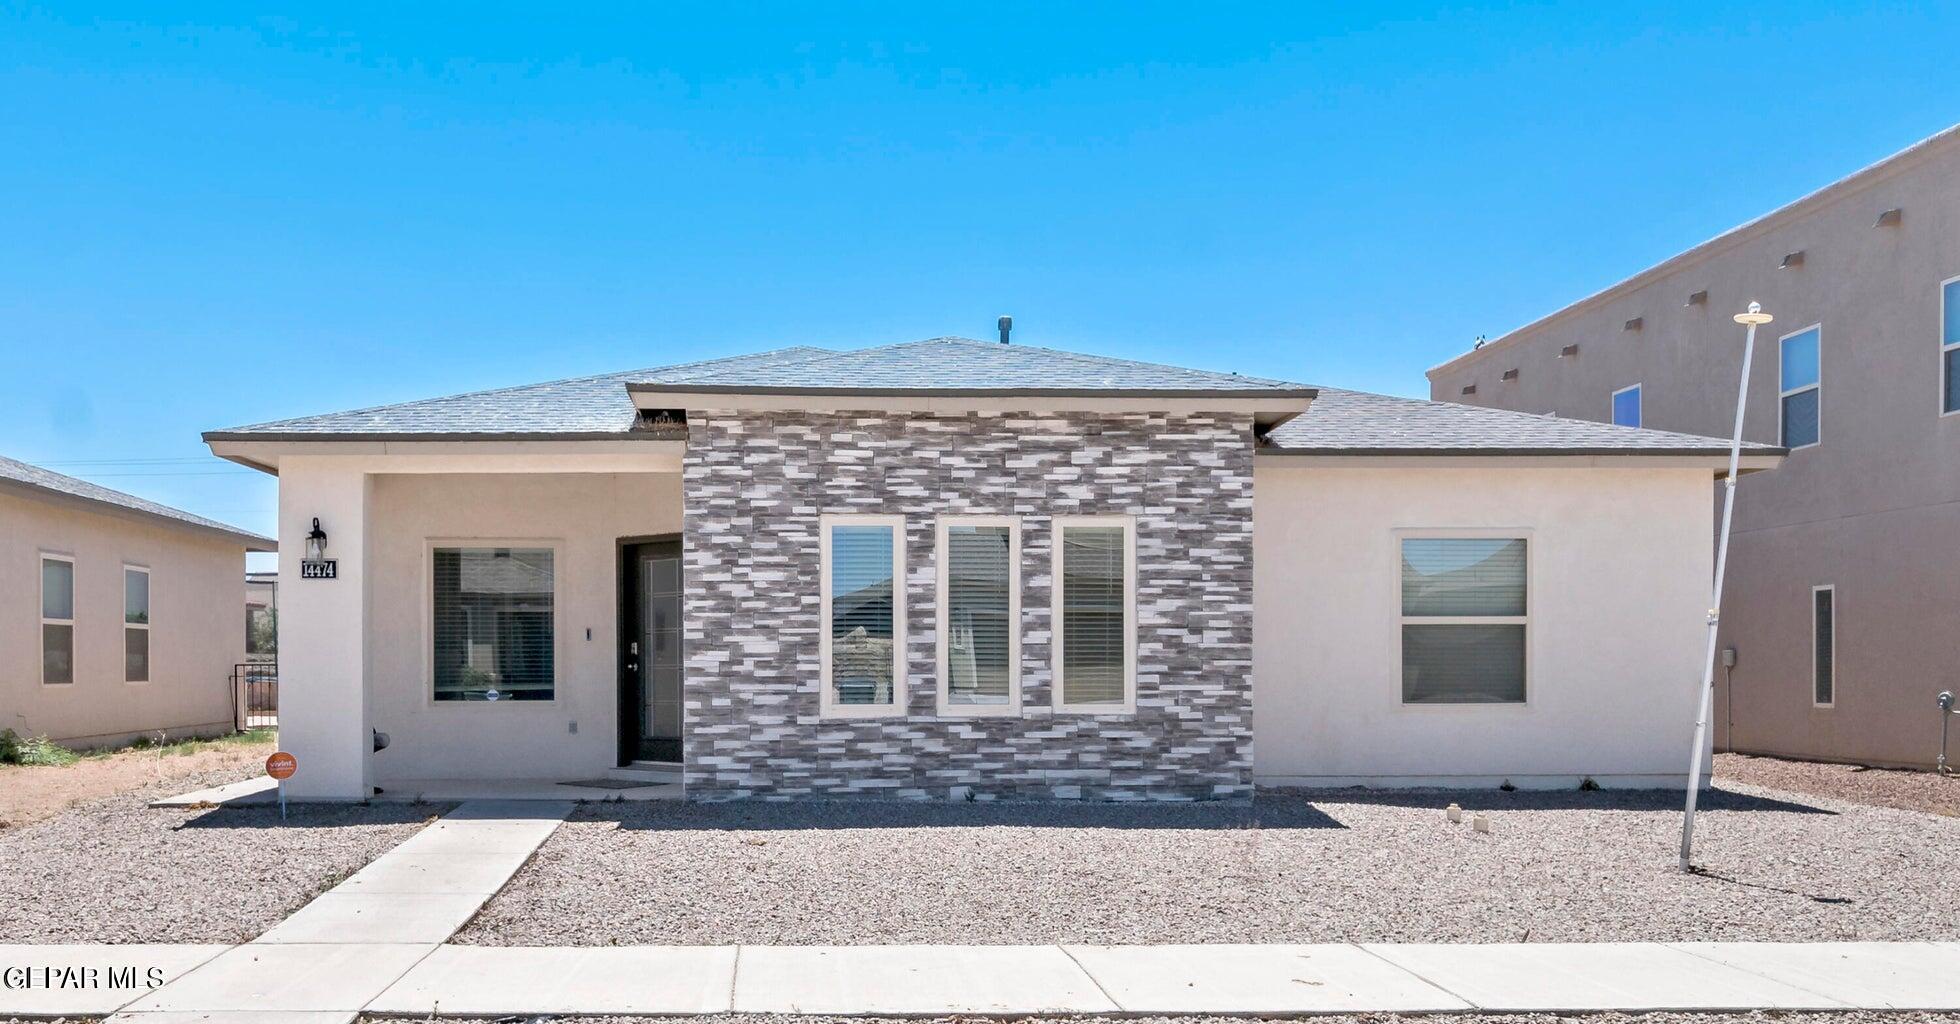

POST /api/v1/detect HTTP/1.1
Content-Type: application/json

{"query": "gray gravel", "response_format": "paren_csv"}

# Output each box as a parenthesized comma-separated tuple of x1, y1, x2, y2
(0, 765, 446, 943)
(458, 783, 1960, 946)
(1718, 752, 1960, 818)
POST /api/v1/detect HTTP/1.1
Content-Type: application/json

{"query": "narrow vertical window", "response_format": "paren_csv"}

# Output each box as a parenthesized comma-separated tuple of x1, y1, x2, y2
(937, 517, 1020, 715)
(1779, 326, 1821, 448)
(1052, 517, 1135, 712)
(1611, 384, 1642, 428)
(821, 515, 905, 717)
(1813, 585, 1835, 707)
(432, 547, 556, 701)
(124, 566, 150, 683)
(41, 556, 75, 685)
(1942, 277, 1960, 415)
(1400, 537, 1528, 704)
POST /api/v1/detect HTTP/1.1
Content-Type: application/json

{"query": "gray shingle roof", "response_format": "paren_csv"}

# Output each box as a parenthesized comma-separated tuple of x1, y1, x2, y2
(204, 347, 835, 440)
(629, 337, 1313, 396)
(1265, 387, 1787, 456)
(0, 455, 274, 549)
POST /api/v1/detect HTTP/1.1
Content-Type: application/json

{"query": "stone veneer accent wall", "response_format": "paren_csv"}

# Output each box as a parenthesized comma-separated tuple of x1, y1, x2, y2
(681, 410, 1255, 800)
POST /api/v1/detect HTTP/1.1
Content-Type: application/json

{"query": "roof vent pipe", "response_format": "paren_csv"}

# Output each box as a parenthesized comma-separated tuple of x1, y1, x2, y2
(998, 315, 1012, 344)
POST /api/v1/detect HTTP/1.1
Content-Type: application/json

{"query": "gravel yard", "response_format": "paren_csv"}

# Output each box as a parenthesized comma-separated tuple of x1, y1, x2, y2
(0, 764, 444, 943)
(458, 783, 1960, 947)
(1717, 752, 1960, 817)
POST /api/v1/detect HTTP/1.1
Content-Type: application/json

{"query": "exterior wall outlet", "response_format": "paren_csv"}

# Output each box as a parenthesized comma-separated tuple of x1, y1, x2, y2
(568, 720, 578, 734)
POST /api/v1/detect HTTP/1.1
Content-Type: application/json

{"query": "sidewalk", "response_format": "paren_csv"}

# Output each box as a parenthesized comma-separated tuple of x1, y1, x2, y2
(3, 800, 1955, 1021)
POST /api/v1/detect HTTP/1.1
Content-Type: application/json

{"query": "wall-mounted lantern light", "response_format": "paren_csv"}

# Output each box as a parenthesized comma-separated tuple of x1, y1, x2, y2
(301, 518, 338, 579)
(305, 518, 328, 561)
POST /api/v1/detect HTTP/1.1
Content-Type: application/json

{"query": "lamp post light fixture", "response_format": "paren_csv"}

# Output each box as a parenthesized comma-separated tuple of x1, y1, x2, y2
(1680, 301, 1774, 872)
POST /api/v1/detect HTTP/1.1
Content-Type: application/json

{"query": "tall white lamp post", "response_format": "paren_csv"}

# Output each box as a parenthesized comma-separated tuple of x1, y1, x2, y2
(1680, 300, 1774, 872)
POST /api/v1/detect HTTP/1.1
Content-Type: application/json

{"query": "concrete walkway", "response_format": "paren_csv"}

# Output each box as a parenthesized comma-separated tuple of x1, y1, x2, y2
(3, 939, 1957, 1019)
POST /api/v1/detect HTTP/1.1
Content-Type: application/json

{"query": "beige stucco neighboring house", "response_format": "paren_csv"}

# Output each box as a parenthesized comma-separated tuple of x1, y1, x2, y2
(205, 335, 1778, 801)
(2, 455, 275, 749)
(1428, 123, 1960, 769)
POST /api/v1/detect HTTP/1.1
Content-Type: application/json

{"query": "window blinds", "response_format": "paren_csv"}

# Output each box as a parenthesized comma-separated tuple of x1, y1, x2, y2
(1060, 525, 1127, 706)
(945, 524, 1013, 705)
(433, 548, 555, 701)
(1401, 538, 1526, 704)
(830, 524, 897, 705)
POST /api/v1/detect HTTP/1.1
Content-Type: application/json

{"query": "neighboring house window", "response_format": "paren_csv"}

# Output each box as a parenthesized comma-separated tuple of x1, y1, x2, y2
(1400, 536, 1528, 704)
(821, 515, 906, 717)
(432, 547, 555, 701)
(1943, 276, 1960, 415)
(41, 555, 74, 685)
(1779, 325, 1822, 448)
(124, 566, 150, 683)
(1611, 384, 1642, 428)
(1813, 585, 1835, 707)
(1051, 516, 1136, 713)
(936, 516, 1021, 716)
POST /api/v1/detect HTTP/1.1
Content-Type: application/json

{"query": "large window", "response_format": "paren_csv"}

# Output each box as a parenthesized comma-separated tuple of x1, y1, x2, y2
(1813, 585, 1835, 707)
(41, 555, 74, 686)
(124, 566, 150, 683)
(821, 515, 906, 717)
(936, 517, 1020, 715)
(1780, 325, 1821, 449)
(1052, 516, 1135, 713)
(432, 547, 555, 701)
(1611, 384, 1642, 428)
(1400, 536, 1527, 704)
(1943, 276, 1960, 415)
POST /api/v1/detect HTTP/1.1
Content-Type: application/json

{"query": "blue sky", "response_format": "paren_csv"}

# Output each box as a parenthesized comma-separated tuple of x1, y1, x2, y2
(4, 2, 1957, 550)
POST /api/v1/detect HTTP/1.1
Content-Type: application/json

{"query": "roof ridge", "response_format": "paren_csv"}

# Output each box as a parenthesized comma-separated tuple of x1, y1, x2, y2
(219, 345, 831, 432)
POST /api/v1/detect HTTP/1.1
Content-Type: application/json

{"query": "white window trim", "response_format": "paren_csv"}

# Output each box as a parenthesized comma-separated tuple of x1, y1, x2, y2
(1941, 274, 1960, 418)
(1778, 323, 1823, 450)
(819, 514, 908, 720)
(40, 552, 75, 687)
(935, 515, 1022, 717)
(1812, 583, 1836, 709)
(1050, 514, 1137, 715)
(123, 563, 151, 685)
(1392, 528, 1533, 710)
(1610, 383, 1642, 428)
(421, 539, 565, 709)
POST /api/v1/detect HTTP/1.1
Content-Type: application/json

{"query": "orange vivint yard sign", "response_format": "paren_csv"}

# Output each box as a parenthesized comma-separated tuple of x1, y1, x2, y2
(266, 751, 297, 780)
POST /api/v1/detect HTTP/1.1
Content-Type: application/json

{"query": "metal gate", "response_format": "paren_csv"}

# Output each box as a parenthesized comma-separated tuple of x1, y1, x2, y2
(233, 663, 278, 730)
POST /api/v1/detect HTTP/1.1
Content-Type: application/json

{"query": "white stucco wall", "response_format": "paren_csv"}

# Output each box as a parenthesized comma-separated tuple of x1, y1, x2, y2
(364, 471, 680, 784)
(1252, 462, 1715, 788)
(1, 491, 247, 747)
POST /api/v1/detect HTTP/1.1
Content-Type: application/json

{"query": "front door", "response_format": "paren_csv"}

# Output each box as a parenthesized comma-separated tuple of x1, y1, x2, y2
(619, 538, 683, 764)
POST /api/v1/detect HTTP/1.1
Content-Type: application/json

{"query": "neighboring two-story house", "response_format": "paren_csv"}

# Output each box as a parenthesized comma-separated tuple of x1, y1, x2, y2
(1428, 124, 1960, 769)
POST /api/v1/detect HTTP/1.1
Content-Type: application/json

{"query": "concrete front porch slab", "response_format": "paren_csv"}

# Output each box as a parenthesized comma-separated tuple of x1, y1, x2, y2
(1363, 941, 1851, 1012)
(120, 943, 435, 1013)
(0, 944, 231, 1017)
(149, 777, 277, 808)
(368, 943, 738, 1015)
(253, 893, 489, 945)
(1673, 941, 1960, 1010)
(733, 945, 1117, 1015)
(1064, 943, 1470, 1013)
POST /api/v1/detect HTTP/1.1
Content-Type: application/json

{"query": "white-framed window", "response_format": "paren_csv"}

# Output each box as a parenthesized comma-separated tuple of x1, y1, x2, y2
(431, 546, 557, 702)
(1611, 383, 1642, 428)
(1051, 515, 1136, 714)
(1941, 275, 1960, 416)
(41, 554, 75, 686)
(124, 565, 150, 683)
(820, 514, 907, 718)
(1779, 324, 1822, 449)
(936, 516, 1021, 716)
(1812, 584, 1835, 708)
(1398, 533, 1529, 705)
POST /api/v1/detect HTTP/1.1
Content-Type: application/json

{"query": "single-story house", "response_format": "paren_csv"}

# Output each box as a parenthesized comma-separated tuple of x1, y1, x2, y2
(204, 336, 1782, 800)
(2, 455, 275, 749)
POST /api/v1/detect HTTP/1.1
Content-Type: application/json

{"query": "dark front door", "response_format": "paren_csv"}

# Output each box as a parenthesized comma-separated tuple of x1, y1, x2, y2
(619, 538, 683, 764)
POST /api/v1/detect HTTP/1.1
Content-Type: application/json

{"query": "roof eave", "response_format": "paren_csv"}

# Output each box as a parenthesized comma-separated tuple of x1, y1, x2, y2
(0, 477, 276, 551)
